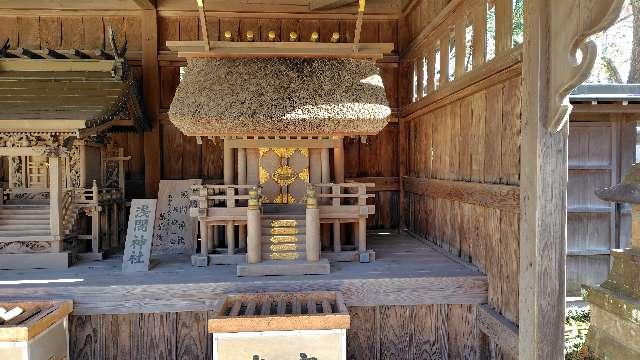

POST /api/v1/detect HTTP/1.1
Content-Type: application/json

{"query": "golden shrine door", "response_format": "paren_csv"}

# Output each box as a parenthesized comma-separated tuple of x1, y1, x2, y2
(258, 148, 309, 204)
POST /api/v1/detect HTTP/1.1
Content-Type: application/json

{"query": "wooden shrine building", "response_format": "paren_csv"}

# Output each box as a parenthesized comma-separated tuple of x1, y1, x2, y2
(0, 39, 147, 268)
(0, 0, 630, 359)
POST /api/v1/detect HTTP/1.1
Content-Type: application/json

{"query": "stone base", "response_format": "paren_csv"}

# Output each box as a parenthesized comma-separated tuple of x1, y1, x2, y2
(322, 250, 375, 263)
(584, 302, 640, 359)
(237, 258, 330, 276)
(583, 248, 640, 359)
(191, 253, 247, 267)
(0, 252, 70, 270)
(76, 252, 104, 261)
(191, 254, 208, 267)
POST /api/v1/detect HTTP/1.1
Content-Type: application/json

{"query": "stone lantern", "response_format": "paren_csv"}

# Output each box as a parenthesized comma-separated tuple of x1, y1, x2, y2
(583, 163, 640, 359)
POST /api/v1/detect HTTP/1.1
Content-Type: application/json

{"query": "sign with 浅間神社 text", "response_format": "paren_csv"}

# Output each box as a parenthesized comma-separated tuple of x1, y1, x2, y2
(122, 199, 157, 272)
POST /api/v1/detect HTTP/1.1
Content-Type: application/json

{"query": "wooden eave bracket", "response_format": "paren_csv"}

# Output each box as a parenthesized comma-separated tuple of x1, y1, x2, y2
(166, 40, 394, 59)
(547, 0, 624, 132)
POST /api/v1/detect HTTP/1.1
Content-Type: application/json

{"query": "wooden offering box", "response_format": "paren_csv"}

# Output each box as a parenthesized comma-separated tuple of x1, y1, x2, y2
(209, 292, 350, 360)
(0, 300, 73, 360)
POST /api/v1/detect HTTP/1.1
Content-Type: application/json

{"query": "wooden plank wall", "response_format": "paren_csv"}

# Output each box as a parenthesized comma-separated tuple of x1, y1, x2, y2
(566, 116, 635, 296)
(0, 14, 401, 228)
(398, 1, 521, 358)
(69, 305, 480, 360)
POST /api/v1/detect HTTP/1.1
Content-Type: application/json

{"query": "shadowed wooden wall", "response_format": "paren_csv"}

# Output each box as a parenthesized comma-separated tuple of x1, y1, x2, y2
(68, 305, 480, 360)
(399, 0, 522, 358)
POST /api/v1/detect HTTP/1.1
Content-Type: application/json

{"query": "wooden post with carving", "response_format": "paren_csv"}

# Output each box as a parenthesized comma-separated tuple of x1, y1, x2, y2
(519, 0, 623, 359)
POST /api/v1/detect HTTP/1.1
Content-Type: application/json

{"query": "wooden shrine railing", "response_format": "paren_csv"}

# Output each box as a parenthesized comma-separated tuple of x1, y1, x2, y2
(189, 184, 256, 216)
(402, 0, 523, 111)
(314, 183, 376, 253)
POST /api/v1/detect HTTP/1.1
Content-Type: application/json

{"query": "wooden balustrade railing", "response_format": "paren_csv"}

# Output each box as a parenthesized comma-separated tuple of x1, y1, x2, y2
(404, 0, 523, 105)
(314, 183, 375, 206)
(190, 184, 257, 215)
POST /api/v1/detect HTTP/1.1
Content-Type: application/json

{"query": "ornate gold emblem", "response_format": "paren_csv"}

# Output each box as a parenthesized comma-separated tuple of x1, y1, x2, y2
(259, 167, 270, 185)
(270, 243, 297, 252)
(271, 227, 298, 235)
(270, 252, 299, 260)
(273, 165, 296, 186)
(273, 147, 296, 158)
(271, 220, 297, 227)
(298, 168, 309, 183)
(258, 148, 270, 158)
(273, 193, 295, 204)
(270, 235, 298, 243)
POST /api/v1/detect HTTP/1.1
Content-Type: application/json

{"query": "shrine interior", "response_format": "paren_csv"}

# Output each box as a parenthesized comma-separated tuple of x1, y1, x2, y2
(0, 0, 624, 358)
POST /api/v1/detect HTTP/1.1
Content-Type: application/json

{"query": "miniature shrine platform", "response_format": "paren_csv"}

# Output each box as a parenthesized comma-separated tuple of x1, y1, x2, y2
(0, 233, 487, 315)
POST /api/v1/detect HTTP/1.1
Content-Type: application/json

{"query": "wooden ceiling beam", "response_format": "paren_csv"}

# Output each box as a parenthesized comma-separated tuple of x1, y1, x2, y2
(309, 0, 356, 11)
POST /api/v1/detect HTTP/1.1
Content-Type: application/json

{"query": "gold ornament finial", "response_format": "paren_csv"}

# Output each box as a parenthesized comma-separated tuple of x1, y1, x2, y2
(306, 185, 318, 209)
(246, 30, 255, 41)
(330, 32, 340, 43)
(310, 31, 319, 42)
(248, 187, 260, 210)
(223, 30, 232, 41)
(289, 31, 298, 41)
(268, 30, 276, 41)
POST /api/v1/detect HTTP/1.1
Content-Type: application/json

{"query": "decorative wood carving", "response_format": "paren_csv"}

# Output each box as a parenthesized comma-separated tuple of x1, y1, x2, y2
(548, 0, 624, 132)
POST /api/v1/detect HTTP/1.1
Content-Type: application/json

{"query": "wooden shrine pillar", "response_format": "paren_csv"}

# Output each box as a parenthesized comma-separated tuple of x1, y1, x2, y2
(223, 138, 234, 185)
(332, 139, 344, 250)
(48, 156, 63, 247)
(519, 0, 623, 359)
(237, 148, 247, 249)
(320, 148, 332, 249)
(142, 8, 161, 197)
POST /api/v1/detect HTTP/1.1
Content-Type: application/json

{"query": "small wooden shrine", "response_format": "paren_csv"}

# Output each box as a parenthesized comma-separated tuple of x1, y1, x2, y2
(168, 3, 393, 275)
(0, 35, 147, 268)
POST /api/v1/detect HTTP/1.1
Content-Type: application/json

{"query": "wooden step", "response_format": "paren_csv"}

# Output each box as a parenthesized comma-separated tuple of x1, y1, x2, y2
(0, 219, 50, 225)
(0, 230, 52, 237)
(0, 235, 55, 242)
(0, 224, 50, 231)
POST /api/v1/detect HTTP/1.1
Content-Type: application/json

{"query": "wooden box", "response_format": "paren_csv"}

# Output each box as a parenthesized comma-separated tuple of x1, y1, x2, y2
(0, 300, 73, 360)
(209, 292, 350, 360)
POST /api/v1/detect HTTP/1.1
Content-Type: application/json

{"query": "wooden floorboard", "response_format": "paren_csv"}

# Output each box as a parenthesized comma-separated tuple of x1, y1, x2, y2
(0, 233, 487, 314)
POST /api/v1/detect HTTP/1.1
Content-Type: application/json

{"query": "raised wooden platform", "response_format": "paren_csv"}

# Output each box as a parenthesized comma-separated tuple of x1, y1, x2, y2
(0, 233, 487, 315)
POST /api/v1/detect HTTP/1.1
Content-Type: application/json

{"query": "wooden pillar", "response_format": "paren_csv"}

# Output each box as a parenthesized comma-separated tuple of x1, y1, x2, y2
(357, 184, 367, 252)
(306, 187, 320, 262)
(333, 138, 344, 183)
(237, 148, 247, 248)
(142, 9, 161, 197)
(332, 185, 341, 252)
(48, 156, 63, 244)
(247, 188, 261, 264)
(111, 203, 118, 247)
(332, 140, 344, 252)
(519, 0, 622, 358)
(226, 221, 235, 255)
(200, 221, 209, 256)
(78, 142, 87, 188)
(223, 139, 234, 185)
(91, 180, 100, 254)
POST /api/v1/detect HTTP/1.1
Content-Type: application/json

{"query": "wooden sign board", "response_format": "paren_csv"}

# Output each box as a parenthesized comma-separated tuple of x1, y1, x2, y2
(122, 199, 157, 272)
(152, 179, 201, 255)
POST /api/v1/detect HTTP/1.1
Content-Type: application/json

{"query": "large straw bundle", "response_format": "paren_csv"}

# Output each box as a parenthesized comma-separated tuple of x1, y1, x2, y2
(168, 58, 391, 136)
